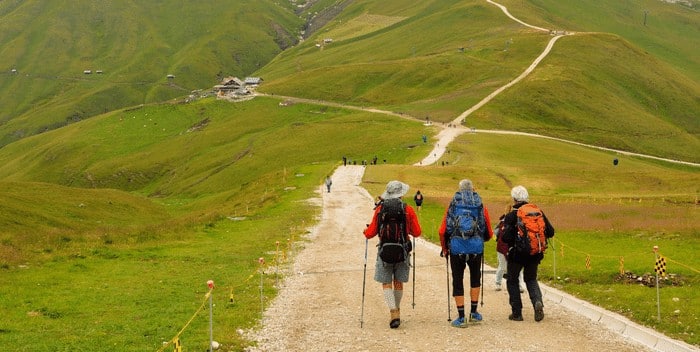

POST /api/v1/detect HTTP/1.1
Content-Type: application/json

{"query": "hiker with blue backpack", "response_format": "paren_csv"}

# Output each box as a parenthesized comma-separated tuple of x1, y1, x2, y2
(501, 185, 555, 322)
(438, 179, 493, 328)
(363, 180, 422, 329)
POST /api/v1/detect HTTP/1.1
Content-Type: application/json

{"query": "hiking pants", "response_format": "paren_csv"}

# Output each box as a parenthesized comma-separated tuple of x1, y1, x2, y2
(506, 259, 543, 314)
(450, 253, 481, 296)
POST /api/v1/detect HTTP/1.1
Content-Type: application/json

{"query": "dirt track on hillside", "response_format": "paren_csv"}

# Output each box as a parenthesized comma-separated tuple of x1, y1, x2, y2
(244, 165, 650, 352)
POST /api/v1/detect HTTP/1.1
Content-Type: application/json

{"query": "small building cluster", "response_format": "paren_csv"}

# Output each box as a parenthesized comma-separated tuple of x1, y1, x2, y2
(214, 76, 263, 100)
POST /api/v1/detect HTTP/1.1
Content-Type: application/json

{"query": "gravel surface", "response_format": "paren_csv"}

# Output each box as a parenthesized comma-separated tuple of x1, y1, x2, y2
(244, 165, 651, 352)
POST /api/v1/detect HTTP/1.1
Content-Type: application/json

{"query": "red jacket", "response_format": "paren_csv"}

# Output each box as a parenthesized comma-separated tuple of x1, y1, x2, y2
(495, 215, 509, 255)
(438, 206, 493, 254)
(364, 201, 422, 239)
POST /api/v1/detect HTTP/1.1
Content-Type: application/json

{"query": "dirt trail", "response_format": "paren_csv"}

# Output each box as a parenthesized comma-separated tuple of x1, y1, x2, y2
(245, 165, 649, 351)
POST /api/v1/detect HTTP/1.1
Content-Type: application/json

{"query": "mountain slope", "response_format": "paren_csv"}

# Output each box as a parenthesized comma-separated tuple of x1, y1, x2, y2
(254, 0, 700, 162)
(0, 0, 304, 146)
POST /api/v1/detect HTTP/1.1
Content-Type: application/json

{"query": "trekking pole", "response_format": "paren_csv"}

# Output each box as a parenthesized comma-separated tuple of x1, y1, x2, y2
(360, 238, 368, 328)
(445, 254, 451, 322)
(480, 254, 485, 307)
(412, 235, 416, 309)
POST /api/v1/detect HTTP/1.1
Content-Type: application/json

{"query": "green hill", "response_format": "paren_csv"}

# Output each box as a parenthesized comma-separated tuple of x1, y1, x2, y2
(0, 0, 303, 146)
(255, 0, 700, 162)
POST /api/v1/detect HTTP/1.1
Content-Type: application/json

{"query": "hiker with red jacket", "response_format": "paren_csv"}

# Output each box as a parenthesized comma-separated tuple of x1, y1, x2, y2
(364, 180, 422, 329)
(501, 185, 555, 322)
(439, 179, 493, 328)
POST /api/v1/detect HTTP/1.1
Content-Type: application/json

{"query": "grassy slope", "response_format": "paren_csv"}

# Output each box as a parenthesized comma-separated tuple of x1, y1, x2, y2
(0, 96, 434, 262)
(255, 0, 699, 162)
(470, 33, 700, 162)
(500, 0, 700, 82)
(0, 0, 302, 147)
(258, 0, 542, 117)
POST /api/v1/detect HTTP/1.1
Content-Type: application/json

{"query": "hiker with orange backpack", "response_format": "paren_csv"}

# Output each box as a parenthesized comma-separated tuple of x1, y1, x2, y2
(501, 185, 555, 322)
(438, 179, 493, 328)
(363, 180, 422, 329)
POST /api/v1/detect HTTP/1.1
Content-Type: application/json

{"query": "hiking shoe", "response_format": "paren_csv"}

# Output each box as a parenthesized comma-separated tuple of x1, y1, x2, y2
(534, 301, 545, 322)
(508, 313, 523, 321)
(390, 309, 401, 329)
(469, 312, 483, 322)
(451, 316, 468, 328)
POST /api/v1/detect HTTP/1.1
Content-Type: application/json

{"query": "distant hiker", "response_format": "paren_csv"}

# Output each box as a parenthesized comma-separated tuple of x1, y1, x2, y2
(324, 176, 332, 193)
(343, 156, 347, 166)
(501, 185, 555, 322)
(373, 155, 378, 165)
(413, 190, 423, 211)
(439, 179, 493, 328)
(494, 206, 525, 293)
(364, 180, 422, 329)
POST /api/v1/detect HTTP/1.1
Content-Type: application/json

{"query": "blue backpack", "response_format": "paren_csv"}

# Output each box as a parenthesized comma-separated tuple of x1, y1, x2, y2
(446, 191, 485, 255)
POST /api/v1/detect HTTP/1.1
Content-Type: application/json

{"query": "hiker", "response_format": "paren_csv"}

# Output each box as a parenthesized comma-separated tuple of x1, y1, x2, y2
(324, 176, 332, 193)
(413, 190, 423, 211)
(494, 207, 525, 293)
(363, 180, 422, 329)
(438, 179, 493, 328)
(501, 185, 555, 322)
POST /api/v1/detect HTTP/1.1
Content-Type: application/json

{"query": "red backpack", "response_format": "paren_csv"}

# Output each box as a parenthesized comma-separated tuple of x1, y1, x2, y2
(516, 203, 548, 255)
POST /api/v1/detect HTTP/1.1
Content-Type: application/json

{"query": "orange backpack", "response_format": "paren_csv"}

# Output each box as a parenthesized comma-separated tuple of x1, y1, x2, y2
(516, 203, 548, 255)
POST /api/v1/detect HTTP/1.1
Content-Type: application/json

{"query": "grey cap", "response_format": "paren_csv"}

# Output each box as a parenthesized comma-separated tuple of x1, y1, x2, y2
(381, 180, 410, 200)
(511, 185, 529, 202)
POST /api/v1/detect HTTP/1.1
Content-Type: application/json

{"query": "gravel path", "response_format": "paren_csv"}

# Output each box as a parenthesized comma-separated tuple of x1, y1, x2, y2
(245, 165, 650, 352)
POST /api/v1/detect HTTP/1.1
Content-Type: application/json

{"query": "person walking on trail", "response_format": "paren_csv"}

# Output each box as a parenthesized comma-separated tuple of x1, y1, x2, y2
(324, 176, 332, 193)
(413, 190, 424, 211)
(363, 180, 422, 329)
(438, 179, 493, 328)
(501, 185, 555, 322)
(494, 206, 525, 293)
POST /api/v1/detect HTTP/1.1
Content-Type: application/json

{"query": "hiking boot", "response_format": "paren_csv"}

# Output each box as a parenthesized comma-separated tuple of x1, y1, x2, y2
(508, 313, 523, 321)
(469, 312, 483, 322)
(534, 301, 545, 322)
(389, 309, 401, 329)
(450, 316, 468, 328)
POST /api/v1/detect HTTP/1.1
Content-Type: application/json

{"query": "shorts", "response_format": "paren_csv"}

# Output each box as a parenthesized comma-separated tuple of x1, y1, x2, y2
(373, 254, 410, 284)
